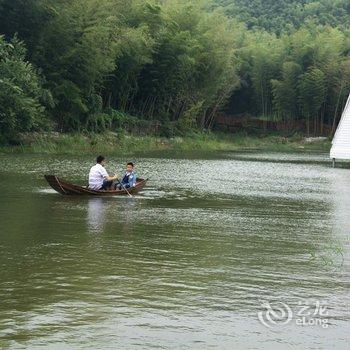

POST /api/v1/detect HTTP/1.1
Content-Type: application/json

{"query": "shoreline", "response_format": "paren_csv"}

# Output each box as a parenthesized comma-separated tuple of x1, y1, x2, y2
(0, 132, 331, 156)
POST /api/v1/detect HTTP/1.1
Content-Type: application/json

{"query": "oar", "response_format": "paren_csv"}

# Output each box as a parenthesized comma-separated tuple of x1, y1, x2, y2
(117, 179, 132, 197)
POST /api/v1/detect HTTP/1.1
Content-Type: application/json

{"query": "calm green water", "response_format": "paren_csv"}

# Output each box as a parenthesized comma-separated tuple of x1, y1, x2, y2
(0, 152, 349, 349)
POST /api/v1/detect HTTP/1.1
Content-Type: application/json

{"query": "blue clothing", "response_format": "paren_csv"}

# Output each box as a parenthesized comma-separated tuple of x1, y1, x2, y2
(118, 183, 131, 190)
(121, 171, 136, 188)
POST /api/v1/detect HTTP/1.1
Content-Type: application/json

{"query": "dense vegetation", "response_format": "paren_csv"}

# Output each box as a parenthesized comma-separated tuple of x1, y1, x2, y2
(0, 36, 53, 143)
(214, 0, 350, 33)
(0, 0, 349, 142)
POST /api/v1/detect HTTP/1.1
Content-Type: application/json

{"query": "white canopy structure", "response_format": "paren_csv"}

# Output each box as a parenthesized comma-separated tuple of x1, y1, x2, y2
(330, 94, 350, 162)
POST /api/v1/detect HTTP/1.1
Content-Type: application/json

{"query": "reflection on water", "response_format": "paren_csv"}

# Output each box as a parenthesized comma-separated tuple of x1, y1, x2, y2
(0, 152, 349, 349)
(87, 197, 109, 233)
(87, 197, 140, 234)
(87, 198, 106, 233)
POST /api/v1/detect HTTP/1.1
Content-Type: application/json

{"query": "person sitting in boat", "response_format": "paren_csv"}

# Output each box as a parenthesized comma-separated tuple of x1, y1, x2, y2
(89, 155, 118, 190)
(116, 162, 136, 190)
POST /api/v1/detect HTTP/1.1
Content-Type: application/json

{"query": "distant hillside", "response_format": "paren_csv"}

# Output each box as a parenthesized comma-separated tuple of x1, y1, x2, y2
(213, 0, 350, 33)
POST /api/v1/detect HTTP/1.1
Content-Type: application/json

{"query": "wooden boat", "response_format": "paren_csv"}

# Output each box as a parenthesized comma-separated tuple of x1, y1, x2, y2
(44, 175, 148, 196)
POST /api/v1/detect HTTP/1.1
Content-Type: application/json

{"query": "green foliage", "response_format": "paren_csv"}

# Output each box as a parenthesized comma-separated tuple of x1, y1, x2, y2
(0, 36, 52, 142)
(0, 0, 56, 54)
(133, 1, 239, 127)
(32, 0, 121, 131)
(0, 0, 348, 140)
(0, 0, 240, 133)
(299, 67, 326, 134)
(214, 0, 350, 33)
(272, 62, 302, 120)
(229, 25, 350, 134)
(299, 68, 327, 117)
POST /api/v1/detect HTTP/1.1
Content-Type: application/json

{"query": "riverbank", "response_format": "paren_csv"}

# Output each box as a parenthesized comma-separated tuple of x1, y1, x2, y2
(0, 132, 331, 156)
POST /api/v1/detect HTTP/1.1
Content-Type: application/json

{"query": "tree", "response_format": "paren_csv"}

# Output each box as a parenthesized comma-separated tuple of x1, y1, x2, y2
(299, 67, 326, 135)
(0, 0, 349, 137)
(271, 61, 302, 125)
(0, 36, 52, 142)
(33, 0, 121, 130)
(0, 0, 57, 57)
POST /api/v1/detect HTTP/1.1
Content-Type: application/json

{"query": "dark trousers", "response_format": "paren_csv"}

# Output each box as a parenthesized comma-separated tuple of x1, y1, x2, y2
(100, 180, 113, 190)
(116, 183, 130, 190)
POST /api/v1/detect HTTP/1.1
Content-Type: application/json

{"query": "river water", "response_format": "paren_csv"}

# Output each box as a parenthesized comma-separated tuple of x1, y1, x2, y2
(0, 152, 349, 349)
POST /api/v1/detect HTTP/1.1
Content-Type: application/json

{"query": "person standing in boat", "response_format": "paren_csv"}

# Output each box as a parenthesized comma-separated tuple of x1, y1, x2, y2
(116, 162, 136, 190)
(88, 155, 118, 190)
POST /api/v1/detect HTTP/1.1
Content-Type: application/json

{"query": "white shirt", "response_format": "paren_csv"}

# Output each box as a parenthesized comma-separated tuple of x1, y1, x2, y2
(88, 164, 109, 190)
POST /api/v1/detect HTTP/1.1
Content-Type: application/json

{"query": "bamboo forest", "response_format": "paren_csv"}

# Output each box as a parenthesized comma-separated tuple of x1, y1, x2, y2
(0, 0, 349, 142)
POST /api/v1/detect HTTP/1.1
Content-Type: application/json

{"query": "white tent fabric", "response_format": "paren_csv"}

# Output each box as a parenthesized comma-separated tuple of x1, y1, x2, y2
(330, 94, 350, 160)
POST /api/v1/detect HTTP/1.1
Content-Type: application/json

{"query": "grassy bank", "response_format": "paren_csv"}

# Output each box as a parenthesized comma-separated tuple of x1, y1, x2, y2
(0, 132, 331, 156)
